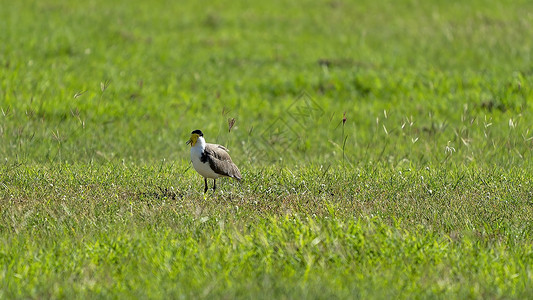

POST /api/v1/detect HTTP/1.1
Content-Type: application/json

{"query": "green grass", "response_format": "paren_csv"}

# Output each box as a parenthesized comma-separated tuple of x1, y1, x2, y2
(1, 0, 532, 166)
(1, 0, 533, 298)
(1, 164, 532, 298)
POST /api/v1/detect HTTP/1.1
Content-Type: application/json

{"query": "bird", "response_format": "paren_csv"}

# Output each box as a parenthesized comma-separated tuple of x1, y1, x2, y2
(186, 129, 242, 193)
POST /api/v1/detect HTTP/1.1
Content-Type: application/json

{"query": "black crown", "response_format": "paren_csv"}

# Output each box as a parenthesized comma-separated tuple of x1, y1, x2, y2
(191, 129, 203, 136)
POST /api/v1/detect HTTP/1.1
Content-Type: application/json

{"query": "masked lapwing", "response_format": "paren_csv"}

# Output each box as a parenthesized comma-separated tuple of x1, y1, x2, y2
(187, 129, 242, 193)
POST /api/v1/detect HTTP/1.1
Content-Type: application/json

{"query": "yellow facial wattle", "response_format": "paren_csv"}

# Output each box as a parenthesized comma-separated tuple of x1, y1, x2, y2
(188, 134, 199, 146)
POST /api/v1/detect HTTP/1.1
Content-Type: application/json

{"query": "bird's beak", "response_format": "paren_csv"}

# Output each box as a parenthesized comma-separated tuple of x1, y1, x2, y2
(187, 133, 199, 146)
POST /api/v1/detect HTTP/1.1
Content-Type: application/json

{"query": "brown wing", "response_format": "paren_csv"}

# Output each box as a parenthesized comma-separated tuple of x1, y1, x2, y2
(203, 143, 242, 180)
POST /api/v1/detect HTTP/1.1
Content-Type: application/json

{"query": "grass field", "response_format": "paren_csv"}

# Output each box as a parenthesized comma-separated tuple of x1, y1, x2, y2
(1, 0, 533, 298)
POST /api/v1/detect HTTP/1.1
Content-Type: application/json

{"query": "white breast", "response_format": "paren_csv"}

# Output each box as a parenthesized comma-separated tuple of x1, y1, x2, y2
(190, 146, 221, 179)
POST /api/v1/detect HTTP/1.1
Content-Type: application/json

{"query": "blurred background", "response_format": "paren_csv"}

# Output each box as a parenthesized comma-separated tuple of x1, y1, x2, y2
(1, 0, 532, 167)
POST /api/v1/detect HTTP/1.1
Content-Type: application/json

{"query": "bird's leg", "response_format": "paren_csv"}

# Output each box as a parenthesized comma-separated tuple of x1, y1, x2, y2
(213, 179, 217, 192)
(204, 178, 208, 193)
